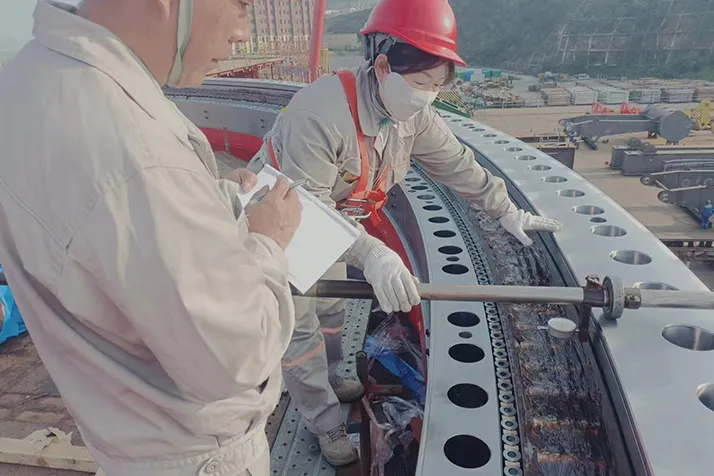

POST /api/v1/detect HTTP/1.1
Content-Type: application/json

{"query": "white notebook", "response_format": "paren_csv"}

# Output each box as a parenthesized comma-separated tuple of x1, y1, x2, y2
(237, 165, 360, 294)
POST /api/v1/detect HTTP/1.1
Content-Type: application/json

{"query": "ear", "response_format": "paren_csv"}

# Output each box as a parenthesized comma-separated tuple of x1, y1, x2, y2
(373, 54, 390, 84)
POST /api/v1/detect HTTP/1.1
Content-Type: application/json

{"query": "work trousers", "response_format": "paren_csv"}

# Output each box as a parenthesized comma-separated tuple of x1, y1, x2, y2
(282, 263, 347, 434)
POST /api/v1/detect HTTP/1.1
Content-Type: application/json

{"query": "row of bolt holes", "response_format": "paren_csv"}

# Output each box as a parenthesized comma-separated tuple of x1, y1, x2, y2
(457, 121, 666, 271)
(508, 156, 714, 416)
(468, 128, 714, 415)
(407, 159, 714, 460)
(405, 175, 496, 469)
(441, 122, 714, 420)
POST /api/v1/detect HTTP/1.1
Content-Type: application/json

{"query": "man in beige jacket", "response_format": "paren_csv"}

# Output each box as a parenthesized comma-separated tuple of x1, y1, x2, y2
(0, 0, 301, 475)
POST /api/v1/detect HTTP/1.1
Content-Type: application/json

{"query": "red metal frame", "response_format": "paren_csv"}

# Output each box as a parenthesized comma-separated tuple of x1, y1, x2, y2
(308, 0, 327, 82)
(200, 128, 264, 161)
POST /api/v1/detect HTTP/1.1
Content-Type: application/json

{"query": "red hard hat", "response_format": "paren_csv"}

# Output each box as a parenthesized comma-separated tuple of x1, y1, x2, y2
(360, 0, 466, 66)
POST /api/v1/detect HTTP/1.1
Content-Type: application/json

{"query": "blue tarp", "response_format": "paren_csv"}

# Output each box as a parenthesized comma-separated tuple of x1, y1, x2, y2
(0, 266, 27, 345)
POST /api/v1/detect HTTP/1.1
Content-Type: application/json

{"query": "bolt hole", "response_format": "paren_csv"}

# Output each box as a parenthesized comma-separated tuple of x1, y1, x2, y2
(591, 225, 627, 237)
(447, 383, 488, 408)
(610, 250, 652, 265)
(633, 282, 678, 290)
(506, 147, 523, 152)
(662, 325, 714, 351)
(424, 205, 443, 211)
(449, 343, 485, 363)
(494, 140, 509, 144)
(447, 256, 460, 262)
(543, 176, 567, 183)
(443, 435, 491, 469)
(417, 194, 436, 200)
(590, 217, 607, 223)
(573, 205, 604, 215)
(529, 164, 551, 171)
(459, 331, 472, 338)
(516, 155, 536, 161)
(434, 230, 457, 238)
(411, 185, 428, 191)
(448, 312, 480, 327)
(484, 133, 497, 138)
(557, 189, 585, 197)
(443, 264, 469, 275)
(405, 177, 420, 182)
(429, 216, 450, 224)
(697, 383, 714, 412)
(439, 245, 463, 255)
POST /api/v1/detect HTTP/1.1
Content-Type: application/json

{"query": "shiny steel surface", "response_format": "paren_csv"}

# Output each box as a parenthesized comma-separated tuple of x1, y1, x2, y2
(441, 111, 714, 476)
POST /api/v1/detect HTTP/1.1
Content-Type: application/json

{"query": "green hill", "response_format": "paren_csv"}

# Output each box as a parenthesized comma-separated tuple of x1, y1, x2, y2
(325, 0, 714, 79)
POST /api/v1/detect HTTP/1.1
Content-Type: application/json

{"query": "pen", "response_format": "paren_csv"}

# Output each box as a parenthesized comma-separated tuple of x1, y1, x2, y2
(247, 178, 308, 206)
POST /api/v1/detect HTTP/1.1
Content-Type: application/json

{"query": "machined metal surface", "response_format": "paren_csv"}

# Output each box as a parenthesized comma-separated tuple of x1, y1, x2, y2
(444, 111, 714, 476)
(386, 169, 519, 476)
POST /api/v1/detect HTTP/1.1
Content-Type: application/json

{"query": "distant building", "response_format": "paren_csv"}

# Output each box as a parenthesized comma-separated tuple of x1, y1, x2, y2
(239, 0, 315, 55)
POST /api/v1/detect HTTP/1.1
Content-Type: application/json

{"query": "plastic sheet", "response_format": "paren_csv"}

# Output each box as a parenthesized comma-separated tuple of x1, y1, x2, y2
(0, 266, 26, 346)
(365, 396, 424, 476)
(364, 314, 426, 405)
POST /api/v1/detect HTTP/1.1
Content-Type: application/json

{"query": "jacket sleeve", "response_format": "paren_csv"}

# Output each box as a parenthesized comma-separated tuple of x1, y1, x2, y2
(258, 108, 382, 269)
(410, 108, 517, 220)
(67, 166, 295, 403)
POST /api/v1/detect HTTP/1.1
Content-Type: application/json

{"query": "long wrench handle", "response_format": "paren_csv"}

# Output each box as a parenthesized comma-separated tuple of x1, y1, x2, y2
(297, 280, 589, 305)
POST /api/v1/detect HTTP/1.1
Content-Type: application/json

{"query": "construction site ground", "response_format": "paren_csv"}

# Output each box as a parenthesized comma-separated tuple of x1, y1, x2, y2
(472, 104, 714, 242)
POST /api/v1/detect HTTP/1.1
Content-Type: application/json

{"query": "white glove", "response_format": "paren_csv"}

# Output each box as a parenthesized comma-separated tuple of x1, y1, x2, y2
(362, 244, 421, 314)
(499, 209, 563, 247)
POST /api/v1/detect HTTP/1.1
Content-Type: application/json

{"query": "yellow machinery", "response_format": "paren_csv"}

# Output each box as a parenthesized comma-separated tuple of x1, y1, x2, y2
(684, 99, 713, 131)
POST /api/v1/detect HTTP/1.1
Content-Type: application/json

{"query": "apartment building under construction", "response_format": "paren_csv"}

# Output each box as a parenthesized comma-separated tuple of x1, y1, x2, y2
(244, 0, 315, 55)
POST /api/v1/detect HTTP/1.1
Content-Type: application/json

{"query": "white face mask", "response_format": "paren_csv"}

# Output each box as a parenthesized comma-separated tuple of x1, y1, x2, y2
(379, 69, 439, 122)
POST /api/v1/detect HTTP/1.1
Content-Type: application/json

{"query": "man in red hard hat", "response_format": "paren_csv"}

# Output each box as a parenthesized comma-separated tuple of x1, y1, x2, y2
(248, 0, 563, 466)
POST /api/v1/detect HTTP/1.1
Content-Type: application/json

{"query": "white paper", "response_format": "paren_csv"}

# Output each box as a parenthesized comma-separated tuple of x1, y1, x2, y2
(237, 166, 360, 293)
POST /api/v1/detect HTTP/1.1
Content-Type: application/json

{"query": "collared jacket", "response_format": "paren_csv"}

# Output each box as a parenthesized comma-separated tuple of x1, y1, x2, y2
(248, 65, 516, 267)
(0, 2, 294, 475)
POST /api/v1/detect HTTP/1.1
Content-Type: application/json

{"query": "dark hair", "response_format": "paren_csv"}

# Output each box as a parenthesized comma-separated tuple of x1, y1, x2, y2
(385, 43, 456, 84)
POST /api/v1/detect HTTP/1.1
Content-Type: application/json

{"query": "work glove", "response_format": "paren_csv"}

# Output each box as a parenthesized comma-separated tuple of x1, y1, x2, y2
(362, 244, 421, 314)
(499, 209, 563, 247)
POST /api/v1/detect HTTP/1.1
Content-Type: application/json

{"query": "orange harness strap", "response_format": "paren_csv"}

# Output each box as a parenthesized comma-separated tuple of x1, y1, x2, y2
(268, 70, 388, 225)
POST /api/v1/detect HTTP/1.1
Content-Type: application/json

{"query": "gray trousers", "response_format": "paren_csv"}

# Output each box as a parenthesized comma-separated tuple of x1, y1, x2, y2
(281, 263, 347, 434)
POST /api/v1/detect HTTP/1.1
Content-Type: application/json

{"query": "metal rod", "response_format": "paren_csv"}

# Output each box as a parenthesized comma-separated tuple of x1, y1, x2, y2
(298, 279, 714, 314)
(301, 280, 589, 305)
(638, 290, 714, 310)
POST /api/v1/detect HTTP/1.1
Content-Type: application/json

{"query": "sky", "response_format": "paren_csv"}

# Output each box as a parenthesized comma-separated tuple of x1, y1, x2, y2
(0, 0, 81, 60)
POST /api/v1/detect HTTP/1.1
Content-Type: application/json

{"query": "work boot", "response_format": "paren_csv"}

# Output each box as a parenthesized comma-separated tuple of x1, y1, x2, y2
(332, 379, 364, 403)
(318, 423, 358, 466)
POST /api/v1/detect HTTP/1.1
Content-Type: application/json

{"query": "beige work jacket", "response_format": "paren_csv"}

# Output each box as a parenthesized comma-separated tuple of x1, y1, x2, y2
(248, 64, 516, 267)
(0, 2, 294, 475)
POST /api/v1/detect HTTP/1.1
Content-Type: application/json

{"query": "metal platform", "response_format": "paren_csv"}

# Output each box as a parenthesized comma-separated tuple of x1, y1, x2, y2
(268, 299, 371, 476)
